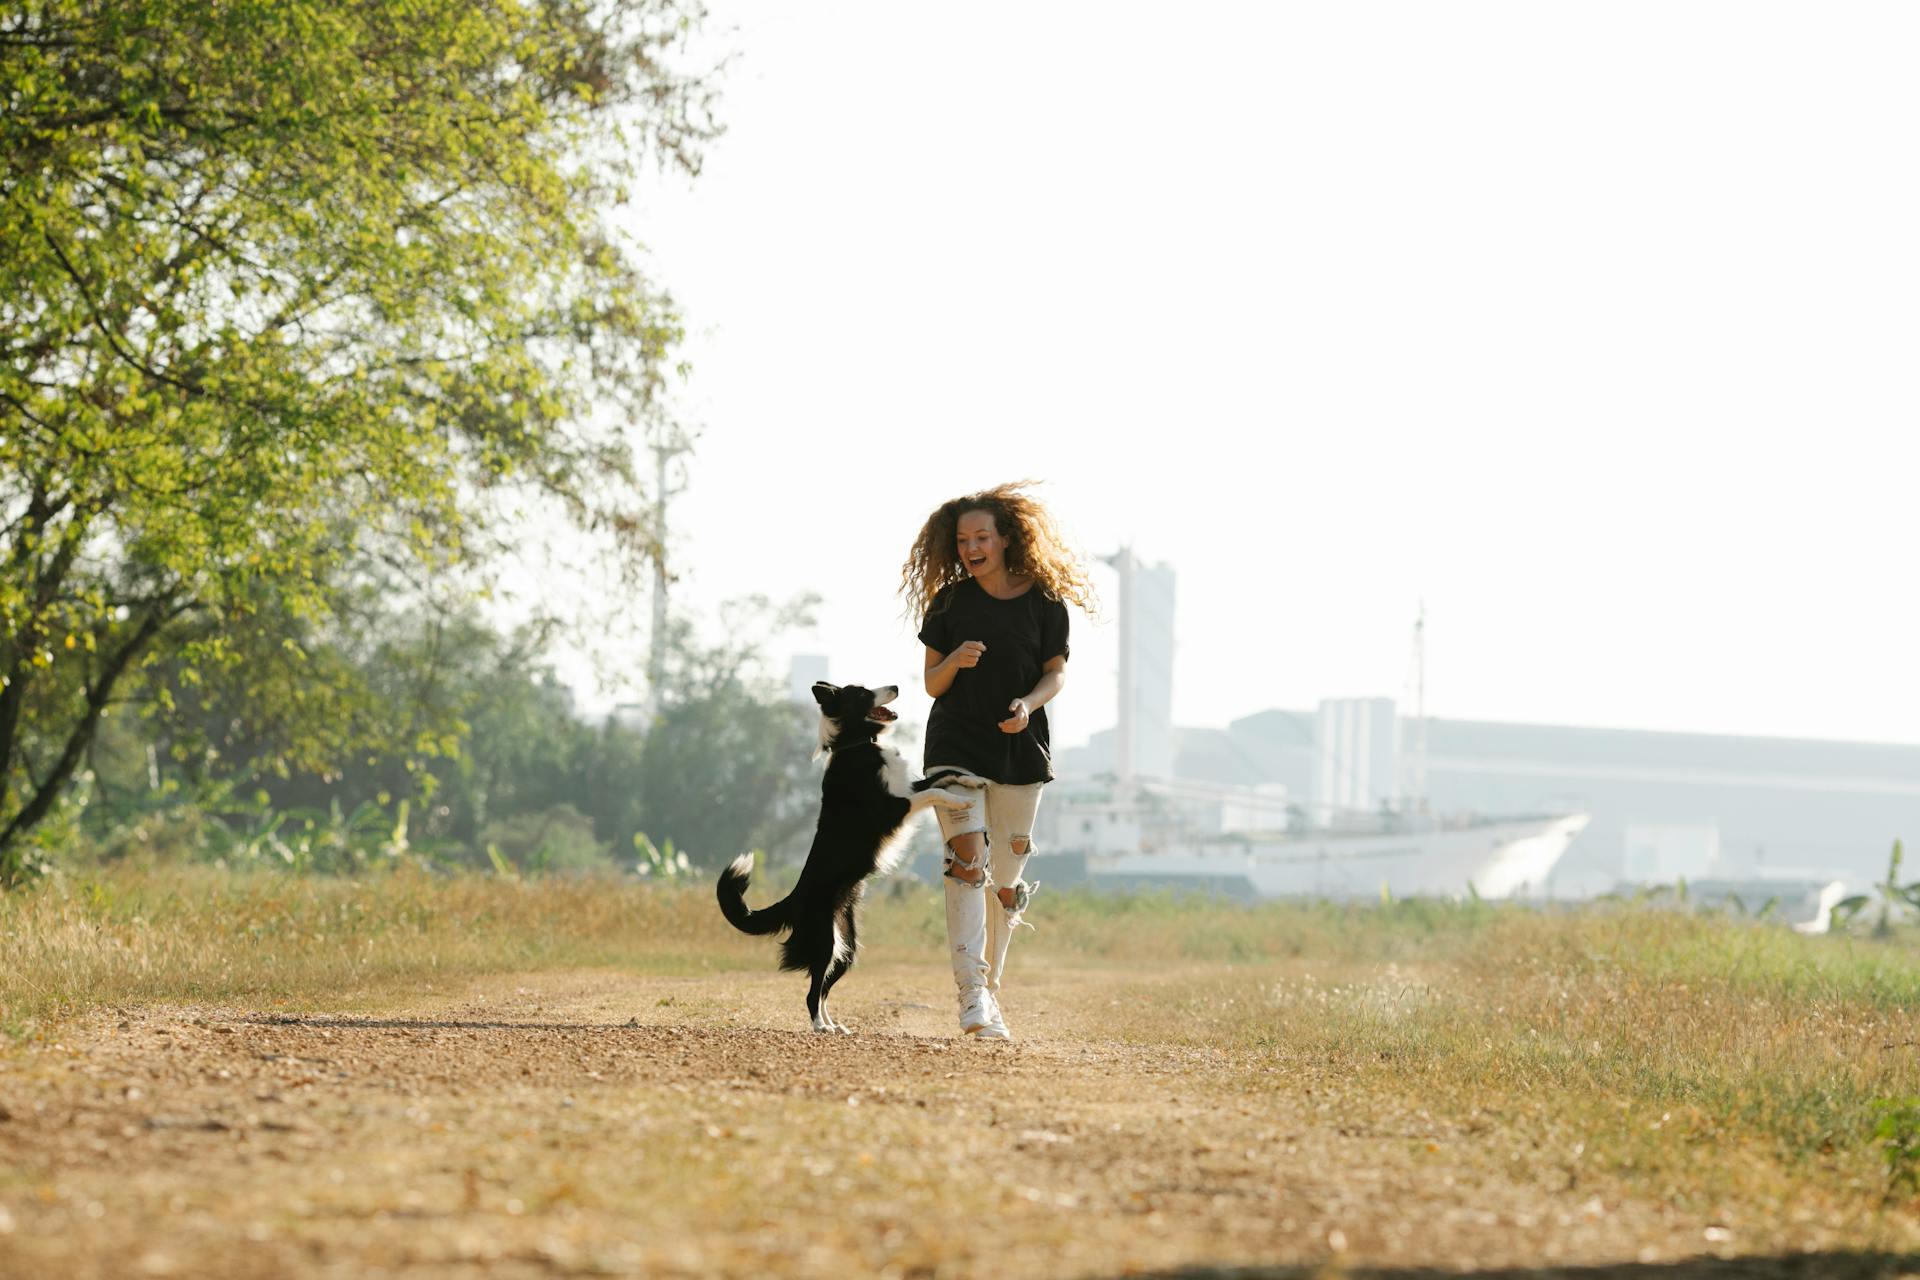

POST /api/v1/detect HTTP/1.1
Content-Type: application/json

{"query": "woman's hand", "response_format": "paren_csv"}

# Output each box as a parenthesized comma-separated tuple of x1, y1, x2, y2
(924, 642, 984, 699)
(946, 641, 986, 671)
(998, 698, 1031, 733)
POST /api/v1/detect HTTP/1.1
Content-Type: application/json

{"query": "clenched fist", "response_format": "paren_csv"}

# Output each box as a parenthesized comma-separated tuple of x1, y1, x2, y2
(946, 640, 986, 671)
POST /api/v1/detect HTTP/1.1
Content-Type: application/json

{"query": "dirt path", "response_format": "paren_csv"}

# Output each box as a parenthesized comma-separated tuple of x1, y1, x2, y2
(0, 964, 1905, 1278)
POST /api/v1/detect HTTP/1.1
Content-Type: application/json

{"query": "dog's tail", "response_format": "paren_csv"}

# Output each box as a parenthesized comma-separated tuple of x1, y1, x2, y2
(716, 853, 790, 937)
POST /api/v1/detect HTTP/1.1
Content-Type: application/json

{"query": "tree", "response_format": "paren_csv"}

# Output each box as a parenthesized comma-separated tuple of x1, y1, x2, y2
(74, 594, 825, 879)
(635, 596, 821, 870)
(0, 0, 719, 880)
(152, 598, 576, 847)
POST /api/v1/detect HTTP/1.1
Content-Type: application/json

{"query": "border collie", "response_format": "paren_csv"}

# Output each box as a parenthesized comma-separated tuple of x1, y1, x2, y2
(716, 681, 970, 1032)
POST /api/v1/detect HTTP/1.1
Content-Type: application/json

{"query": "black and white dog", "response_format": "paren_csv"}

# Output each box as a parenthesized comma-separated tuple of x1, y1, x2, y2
(716, 681, 971, 1032)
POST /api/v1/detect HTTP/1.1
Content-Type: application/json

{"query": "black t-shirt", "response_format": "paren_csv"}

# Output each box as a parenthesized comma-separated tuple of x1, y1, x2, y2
(917, 579, 1071, 784)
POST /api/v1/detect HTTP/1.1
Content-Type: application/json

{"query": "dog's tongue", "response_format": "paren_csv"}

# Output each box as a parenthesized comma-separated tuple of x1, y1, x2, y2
(868, 706, 897, 723)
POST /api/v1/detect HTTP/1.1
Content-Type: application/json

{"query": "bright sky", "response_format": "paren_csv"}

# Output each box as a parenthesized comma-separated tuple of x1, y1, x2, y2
(553, 1, 1920, 749)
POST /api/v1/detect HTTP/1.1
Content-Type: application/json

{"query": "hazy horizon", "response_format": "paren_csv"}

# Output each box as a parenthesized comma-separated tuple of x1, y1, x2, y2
(502, 1, 1918, 754)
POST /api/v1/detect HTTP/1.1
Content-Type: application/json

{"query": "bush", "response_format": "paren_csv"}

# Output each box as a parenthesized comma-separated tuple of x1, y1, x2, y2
(478, 804, 612, 875)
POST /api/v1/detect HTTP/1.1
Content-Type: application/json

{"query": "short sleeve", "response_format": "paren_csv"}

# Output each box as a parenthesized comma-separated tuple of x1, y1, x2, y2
(1040, 597, 1070, 664)
(917, 587, 953, 653)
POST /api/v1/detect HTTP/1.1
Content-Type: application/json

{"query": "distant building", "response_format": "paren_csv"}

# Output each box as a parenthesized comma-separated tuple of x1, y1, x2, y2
(1622, 823, 1719, 883)
(1104, 549, 1175, 780)
(1058, 712, 1920, 896)
(1313, 697, 1400, 817)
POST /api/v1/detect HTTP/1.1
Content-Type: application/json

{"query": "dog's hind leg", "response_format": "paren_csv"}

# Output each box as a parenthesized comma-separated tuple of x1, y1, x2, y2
(806, 955, 833, 1033)
(818, 905, 859, 1034)
(784, 918, 838, 1033)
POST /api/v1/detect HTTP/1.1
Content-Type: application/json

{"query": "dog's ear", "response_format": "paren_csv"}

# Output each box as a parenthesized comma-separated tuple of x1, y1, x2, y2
(811, 681, 838, 707)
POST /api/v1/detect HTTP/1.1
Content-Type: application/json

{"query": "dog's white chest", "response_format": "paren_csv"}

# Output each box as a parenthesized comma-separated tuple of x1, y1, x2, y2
(878, 746, 912, 799)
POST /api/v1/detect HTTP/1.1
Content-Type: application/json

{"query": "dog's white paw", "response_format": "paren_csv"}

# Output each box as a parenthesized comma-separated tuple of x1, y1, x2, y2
(930, 788, 973, 810)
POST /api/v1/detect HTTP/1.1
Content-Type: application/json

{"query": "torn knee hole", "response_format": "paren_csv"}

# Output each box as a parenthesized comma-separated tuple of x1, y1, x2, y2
(944, 836, 986, 865)
(1011, 835, 1032, 856)
(943, 837, 987, 883)
(997, 875, 1038, 919)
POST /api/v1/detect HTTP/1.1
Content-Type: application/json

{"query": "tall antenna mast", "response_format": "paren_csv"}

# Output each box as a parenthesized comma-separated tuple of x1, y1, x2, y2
(1402, 601, 1429, 815)
(1101, 547, 1135, 786)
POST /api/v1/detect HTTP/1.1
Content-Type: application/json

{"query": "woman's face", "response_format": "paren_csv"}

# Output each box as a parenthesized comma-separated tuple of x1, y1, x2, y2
(955, 509, 1008, 580)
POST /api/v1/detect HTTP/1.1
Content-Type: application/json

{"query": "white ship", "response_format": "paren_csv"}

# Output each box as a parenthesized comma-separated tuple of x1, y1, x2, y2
(1048, 564, 1589, 901)
(1048, 778, 1589, 901)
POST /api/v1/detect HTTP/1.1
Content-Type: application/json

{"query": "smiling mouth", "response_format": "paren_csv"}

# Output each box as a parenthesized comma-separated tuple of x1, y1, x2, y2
(866, 706, 897, 723)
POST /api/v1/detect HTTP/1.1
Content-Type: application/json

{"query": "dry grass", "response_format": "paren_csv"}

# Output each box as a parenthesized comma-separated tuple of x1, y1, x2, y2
(5, 865, 1920, 1246)
(0, 866, 763, 1033)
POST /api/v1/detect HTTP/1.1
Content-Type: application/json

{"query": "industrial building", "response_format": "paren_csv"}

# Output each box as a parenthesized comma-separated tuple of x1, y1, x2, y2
(1057, 713, 1920, 897)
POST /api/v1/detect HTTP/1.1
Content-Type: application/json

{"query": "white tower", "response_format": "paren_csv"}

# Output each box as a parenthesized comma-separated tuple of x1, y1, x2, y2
(1102, 548, 1176, 781)
(1314, 697, 1401, 817)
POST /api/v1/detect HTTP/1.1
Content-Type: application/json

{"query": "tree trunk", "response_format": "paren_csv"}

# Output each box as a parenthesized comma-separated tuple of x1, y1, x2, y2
(0, 607, 170, 886)
(0, 481, 63, 811)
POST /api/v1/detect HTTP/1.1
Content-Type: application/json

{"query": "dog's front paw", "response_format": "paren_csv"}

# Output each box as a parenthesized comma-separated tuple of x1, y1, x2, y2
(919, 770, 987, 792)
(929, 788, 973, 810)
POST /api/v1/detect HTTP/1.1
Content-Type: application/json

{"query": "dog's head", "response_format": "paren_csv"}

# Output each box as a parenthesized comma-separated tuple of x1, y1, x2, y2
(812, 681, 898, 751)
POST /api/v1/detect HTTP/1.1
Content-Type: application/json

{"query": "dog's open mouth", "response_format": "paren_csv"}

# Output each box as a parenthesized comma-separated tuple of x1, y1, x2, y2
(866, 706, 897, 724)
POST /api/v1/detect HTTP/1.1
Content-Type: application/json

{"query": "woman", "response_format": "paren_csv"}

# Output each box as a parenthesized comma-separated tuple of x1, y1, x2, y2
(901, 482, 1095, 1039)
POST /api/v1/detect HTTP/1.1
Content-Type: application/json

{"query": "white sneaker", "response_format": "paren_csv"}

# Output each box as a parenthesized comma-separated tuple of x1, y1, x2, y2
(958, 986, 1003, 1037)
(979, 993, 1012, 1041)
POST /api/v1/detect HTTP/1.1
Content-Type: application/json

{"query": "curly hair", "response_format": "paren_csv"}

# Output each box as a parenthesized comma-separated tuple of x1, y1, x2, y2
(899, 481, 1098, 624)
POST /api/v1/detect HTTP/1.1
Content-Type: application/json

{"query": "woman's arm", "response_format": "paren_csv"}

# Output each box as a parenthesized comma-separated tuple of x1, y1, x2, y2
(1000, 656, 1067, 732)
(924, 641, 986, 698)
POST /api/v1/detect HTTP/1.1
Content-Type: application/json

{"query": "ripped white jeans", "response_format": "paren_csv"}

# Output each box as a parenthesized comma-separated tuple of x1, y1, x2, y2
(931, 772, 1044, 995)
(930, 772, 1043, 871)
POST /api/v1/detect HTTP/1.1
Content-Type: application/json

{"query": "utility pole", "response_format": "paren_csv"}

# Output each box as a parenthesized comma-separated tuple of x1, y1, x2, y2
(647, 426, 693, 715)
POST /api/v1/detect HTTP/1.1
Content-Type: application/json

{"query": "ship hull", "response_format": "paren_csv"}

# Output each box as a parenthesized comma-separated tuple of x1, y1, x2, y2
(1084, 813, 1590, 900)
